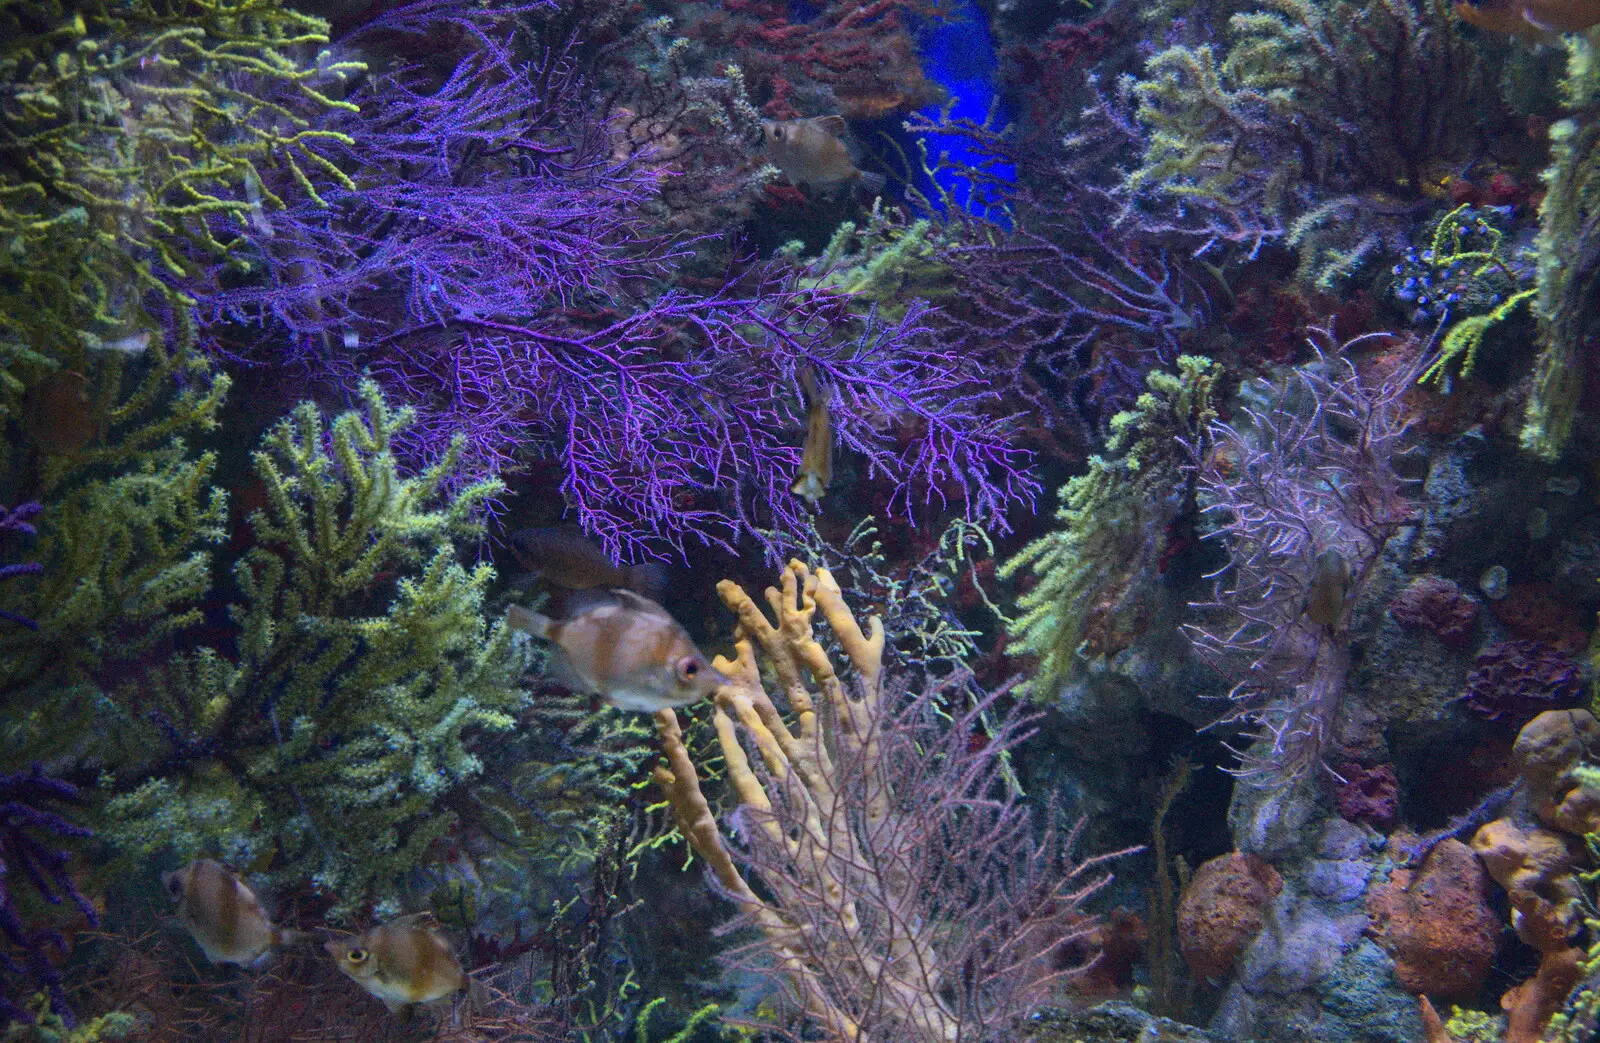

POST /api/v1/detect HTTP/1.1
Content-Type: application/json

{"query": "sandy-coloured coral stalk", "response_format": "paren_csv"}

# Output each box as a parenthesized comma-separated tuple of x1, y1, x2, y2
(653, 561, 1124, 1042)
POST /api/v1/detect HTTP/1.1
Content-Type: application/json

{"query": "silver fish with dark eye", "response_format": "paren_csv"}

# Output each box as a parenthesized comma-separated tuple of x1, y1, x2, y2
(507, 588, 728, 712)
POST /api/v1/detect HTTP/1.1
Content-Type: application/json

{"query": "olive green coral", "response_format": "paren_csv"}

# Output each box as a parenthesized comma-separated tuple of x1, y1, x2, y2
(1523, 36, 1600, 463)
(94, 383, 524, 913)
(1128, 0, 1485, 287)
(1001, 355, 1219, 699)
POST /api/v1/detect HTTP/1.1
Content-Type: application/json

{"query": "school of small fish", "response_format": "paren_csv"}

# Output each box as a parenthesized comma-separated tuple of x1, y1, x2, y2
(164, 859, 468, 1014)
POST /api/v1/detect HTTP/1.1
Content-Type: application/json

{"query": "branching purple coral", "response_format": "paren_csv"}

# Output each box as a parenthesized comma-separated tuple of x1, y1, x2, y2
(199, 5, 1033, 559)
(904, 108, 1208, 443)
(0, 503, 42, 631)
(0, 764, 96, 1027)
(1184, 327, 1419, 787)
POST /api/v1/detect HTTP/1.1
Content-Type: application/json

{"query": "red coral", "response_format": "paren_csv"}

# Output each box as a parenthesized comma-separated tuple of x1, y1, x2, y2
(1459, 640, 1585, 725)
(1488, 582, 1591, 653)
(1332, 762, 1401, 830)
(1388, 575, 1480, 649)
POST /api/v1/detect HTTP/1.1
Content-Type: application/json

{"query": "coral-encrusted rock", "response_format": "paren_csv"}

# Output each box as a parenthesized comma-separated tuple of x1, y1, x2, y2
(1387, 576, 1479, 649)
(1331, 763, 1401, 831)
(1178, 853, 1283, 983)
(1489, 582, 1591, 653)
(1458, 640, 1584, 725)
(1366, 839, 1498, 999)
(1469, 818, 1584, 952)
(1514, 709, 1600, 836)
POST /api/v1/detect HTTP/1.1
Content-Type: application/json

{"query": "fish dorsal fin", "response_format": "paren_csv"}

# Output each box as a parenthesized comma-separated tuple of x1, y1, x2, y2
(810, 115, 848, 137)
(387, 911, 440, 931)
(564, 588, 624, 618)
(608, 588, 674, 620)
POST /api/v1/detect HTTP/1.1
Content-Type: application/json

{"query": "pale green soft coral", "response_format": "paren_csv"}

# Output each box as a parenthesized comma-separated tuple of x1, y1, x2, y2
(97, 383, 527, 913)
(1001, 356, 1219, 699)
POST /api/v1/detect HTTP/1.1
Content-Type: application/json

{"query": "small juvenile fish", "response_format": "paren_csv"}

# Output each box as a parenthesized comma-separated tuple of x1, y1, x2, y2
(509, 525, 668, 602)
(762, 116, 887, 194)
(162, 859, 298, 967)
(22, 370, 97, 456)
(326, 913, 465, 1013)
(507, 589, 727, 713)
(792, 366, 832, 506)
(1305, 548, 1352, 630)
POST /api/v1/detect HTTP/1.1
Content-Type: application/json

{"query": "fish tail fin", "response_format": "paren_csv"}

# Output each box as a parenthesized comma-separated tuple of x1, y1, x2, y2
(798, 364, 822, 405)
(506, 604, 552, 638)
(856, 170, 887, 196)
(626, 561, 671, 603)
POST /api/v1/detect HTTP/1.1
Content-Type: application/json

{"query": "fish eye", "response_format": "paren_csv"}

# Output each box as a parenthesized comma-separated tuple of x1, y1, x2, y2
(165, 878, 182, 898)
(346, 948, 369, 963)
(676, 656, 701, 681)
(771, 126, 784, 140)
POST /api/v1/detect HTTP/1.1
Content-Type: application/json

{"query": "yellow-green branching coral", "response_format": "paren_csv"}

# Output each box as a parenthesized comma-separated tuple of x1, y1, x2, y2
(96, 384, 526, 915)
(1001, 356, 1219, 699)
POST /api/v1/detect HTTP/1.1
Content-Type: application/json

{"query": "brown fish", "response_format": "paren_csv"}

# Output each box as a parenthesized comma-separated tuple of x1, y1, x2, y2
(22, 370, 97, 456)
(1305, 548, 1352, 630)
(507, 589, 727, 712)
(792, 366, 832, 506)
(162, 859, 298, 967)
(325, 913, 465, 1013)
(762, 116, 887, 194)
(509, 525, 668, 602)
(1455, 0, 1600, 34)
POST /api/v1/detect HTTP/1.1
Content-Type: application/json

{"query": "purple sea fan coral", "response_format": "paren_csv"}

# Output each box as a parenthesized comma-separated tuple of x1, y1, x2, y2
(0, 503, 42, 631)
(1457, 640, 1584, 725)
(0, 764, 96, 1027)
(204, 4, 1032, 558)
(1185, 327, 1419, 788)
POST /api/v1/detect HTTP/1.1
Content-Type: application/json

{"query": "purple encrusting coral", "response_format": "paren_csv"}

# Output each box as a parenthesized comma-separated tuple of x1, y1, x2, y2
(0, 503, 42, 631)
(199, 3, 1034, 559)
(1387, 575, 1479, 649)
(0, 765, 96, 1027)
(1457, 639, 1584, 724)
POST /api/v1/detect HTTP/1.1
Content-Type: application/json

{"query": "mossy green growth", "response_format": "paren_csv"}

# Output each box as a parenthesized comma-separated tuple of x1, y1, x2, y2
(94, 383, 525, 914)
(0, 340, 231, 758)
(785, 202, 955, 321)
(1001, 356, 1219, 699)
(1, 999, 137, 1042)
(1523, 35, 1600, 462)
(1128, 0, 1480, 287)
(0, 0, 359, 451)
(1440, 1006, 1501, 1043)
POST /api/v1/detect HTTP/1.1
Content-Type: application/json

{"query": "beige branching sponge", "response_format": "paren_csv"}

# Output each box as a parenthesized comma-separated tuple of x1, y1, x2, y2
(653, 561, 1128, 1043)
